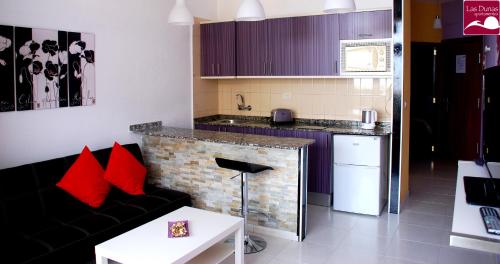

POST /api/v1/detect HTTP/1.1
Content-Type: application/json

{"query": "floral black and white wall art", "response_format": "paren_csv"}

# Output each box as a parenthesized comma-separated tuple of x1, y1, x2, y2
(68, 32, 95, 107)
(0, 24, 95, 112)
(0, 25, 15, 112)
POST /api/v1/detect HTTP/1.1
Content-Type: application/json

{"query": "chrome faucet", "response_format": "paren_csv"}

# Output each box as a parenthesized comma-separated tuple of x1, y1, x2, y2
(236, 94, 252, 111)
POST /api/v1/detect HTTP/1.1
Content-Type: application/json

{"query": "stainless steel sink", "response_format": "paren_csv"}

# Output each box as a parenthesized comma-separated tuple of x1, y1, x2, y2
(211, 119, 249, 125)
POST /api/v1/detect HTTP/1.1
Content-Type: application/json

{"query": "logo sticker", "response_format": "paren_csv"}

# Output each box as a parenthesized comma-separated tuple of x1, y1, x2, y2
(464, 0, 500, 35)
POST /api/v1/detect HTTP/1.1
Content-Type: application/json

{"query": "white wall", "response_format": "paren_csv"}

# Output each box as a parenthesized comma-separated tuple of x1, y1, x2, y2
(0, 0, 217, 169)
(217, 0, 393, 21)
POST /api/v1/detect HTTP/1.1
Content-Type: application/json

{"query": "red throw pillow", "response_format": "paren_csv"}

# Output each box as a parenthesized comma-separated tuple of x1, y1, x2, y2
(103, 142, 147, 195)
(56, 146, 111, 208)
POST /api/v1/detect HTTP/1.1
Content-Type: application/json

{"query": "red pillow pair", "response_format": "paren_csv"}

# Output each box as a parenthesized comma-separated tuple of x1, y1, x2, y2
(56, 143, 147, 208)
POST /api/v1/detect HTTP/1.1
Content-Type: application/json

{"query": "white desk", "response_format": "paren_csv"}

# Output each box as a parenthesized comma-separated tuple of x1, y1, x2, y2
(451, 161, 500, 253)
(95, 206, 244, 264)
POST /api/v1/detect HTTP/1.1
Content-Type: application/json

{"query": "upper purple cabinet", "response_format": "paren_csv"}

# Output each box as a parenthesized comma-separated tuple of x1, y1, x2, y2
(202, 10, 391, 78)
(292, 15, 339, 76)
(339, 10, 392, 40)
(201, 22, 236, 77)
(237, 15, 339, 76)
(236, 18, 295, 76)
(267, 18, 295, 76)
(236, 20, 269, 76)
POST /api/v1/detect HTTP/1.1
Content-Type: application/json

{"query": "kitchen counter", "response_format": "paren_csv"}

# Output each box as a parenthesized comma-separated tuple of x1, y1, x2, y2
(130, 122, 315, 150)
(130, 121, 310, 241)
(194, 115, 391, 207)
(194, 115, 391, 136)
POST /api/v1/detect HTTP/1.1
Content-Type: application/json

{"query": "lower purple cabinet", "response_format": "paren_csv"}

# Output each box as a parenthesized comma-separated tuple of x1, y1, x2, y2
(293, 130, 332, 194)
(194, 124, 220, 131)
(195, 124, 332, 194)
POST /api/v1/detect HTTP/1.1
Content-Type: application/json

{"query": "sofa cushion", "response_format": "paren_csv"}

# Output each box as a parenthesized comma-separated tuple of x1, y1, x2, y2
(56, 146, 111, 208)
(0, 202, 5, 227)
(97, 203, 146, 223)
(104, 142, 147, 195)
(29, 224, 87, 250)
(40, 188, 93, 223)
(126, 195, 171, 212)
(104, 187, 136, 203)
(3, 193, 47, 232)
(2, 231, 51, 264)
(67, 213, 119, 235)
(32, 157, 72, 189)
(145, 185, 192, 203)
(0, 164, 38, 199)
(103, 142, 147, 195)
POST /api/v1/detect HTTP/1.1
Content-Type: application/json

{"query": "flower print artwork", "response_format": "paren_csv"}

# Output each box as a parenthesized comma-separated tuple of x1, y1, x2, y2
(42, 40, 58, 56)
(68, 32, 95, 107)
(16, 28, 65, 110)
(0, 25, 15, 112)
(18, 40, 41, 79)
(0, 25, 94, 112)
(0, 35, 12, 66)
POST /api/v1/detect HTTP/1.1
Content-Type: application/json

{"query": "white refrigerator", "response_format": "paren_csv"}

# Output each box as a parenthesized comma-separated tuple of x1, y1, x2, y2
(333, 135, 388, 216)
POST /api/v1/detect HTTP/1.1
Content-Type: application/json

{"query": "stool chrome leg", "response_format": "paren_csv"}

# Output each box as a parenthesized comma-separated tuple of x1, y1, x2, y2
(241, 172, 267, 254)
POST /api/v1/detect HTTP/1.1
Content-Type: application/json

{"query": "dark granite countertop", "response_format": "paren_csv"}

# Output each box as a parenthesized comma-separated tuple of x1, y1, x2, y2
(194, 115, 392, 136)
(130, 123, 315, 150)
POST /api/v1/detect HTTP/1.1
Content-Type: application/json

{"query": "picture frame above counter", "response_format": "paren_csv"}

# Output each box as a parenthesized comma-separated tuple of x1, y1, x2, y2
(199, 10, 392, 79)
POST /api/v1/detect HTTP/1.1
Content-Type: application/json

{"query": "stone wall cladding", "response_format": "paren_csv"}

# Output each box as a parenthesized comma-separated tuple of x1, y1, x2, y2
(143, 136, 299, 233)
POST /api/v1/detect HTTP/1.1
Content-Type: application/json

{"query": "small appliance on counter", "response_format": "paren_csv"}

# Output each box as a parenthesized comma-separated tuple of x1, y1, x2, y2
(361, 109, 377, 130)
(270, 108, 294, 125)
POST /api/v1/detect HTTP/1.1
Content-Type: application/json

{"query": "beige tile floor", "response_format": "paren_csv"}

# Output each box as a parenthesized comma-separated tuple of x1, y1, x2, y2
(220, 160, 499, 264)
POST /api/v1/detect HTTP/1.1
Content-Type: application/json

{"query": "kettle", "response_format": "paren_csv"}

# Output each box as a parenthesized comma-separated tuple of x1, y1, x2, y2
(361, 109, 377, 129)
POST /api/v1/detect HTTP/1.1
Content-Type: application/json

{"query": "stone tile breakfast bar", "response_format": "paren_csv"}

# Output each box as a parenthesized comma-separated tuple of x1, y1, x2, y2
(130, 122, 314, 241)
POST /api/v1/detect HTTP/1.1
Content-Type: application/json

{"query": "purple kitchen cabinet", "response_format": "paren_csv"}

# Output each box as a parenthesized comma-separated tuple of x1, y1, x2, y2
(292, 14, 339, 76)
(237, 17, 305, 76)
(207, 11, 391, 77)
(292, 130, 332, 194)
(268, 129, 332, 194)
(194, 124, 220, 131)
(254, 128, 332, 194)
(217, 22, 236, 76)
(200, 24, 215, 76)
(225, 126, 247, 134)
(267, 18, 294, 76)
(236, 21, 268, 76)
(253, 127, 274, 136)
(237, 15, 340, 76)
(200, 22, 236, 77)
(339, 10, 392, 40)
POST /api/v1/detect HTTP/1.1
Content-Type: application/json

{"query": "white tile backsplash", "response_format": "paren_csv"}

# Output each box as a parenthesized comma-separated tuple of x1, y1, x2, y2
(215, 78, 393, 121)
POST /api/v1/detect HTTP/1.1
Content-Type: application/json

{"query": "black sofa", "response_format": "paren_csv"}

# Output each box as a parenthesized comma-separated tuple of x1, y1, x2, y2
(0, 144, 192, 264)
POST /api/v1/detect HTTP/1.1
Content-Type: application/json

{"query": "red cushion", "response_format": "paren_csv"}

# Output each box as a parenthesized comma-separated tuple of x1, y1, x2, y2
(56, 146, 111, 208)
(103, 142, 147, 195)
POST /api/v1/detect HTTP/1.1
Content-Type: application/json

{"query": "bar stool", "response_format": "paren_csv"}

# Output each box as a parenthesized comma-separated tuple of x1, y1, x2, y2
(215, 158, 273, 254)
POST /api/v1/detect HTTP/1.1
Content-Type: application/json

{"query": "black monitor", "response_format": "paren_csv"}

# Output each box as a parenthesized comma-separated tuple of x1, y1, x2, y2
(463, 66, 500, 206)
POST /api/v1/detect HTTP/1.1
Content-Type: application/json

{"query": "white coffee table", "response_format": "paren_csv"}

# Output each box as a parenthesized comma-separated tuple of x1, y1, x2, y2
(95, 206, 244, 264)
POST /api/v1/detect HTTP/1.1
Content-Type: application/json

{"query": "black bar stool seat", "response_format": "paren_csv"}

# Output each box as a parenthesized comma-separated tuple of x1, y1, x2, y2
(215, 158, 273, 173)
(215, 157, 273, 254)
